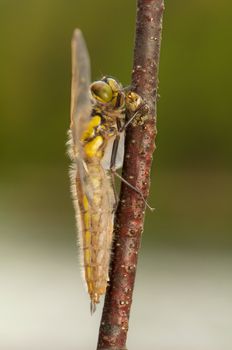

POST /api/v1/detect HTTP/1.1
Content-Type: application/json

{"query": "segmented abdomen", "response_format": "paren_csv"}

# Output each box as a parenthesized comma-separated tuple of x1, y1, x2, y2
(74, 159, 115, 309)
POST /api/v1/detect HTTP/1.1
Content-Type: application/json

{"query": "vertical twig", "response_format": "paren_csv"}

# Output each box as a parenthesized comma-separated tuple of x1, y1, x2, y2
(97, 1, 164, 349)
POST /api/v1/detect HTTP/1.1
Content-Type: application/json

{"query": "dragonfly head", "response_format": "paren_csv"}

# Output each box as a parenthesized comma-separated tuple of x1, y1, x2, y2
(90, 77, 124, 108)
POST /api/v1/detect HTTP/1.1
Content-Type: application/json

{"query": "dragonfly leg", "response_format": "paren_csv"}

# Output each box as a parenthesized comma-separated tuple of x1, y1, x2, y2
(119, 103, 149, 132)
(112, 171, 154, 211)
(110, 172, 119, 211)
(110, 135, 120, 211)
(109, 136, 154, 211)
(110, 114, 154, 211)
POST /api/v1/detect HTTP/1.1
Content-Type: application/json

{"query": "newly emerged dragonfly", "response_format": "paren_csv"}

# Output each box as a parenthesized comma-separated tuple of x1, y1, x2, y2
(68, 29, 148, 313)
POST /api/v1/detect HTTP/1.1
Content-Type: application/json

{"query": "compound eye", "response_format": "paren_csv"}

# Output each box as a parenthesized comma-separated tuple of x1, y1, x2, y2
(90, 81, 113, 103)
(106, 78, 120, 92)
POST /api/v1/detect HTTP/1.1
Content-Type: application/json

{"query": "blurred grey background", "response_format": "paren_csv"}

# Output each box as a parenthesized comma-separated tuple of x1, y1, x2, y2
(0, 0, 231, 349)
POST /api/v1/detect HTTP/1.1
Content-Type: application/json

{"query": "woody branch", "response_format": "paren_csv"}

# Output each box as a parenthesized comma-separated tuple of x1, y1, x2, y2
(97, 1, 164, 349)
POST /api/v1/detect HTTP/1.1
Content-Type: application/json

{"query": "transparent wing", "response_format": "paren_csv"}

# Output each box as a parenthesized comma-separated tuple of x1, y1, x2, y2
(100, 131, 125, 170)
(70, 29, 91, 147)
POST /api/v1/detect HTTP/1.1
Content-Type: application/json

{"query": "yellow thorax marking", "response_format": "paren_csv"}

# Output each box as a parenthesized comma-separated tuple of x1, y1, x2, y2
(81, 115, 101, 142)
(84, 135, 103, 158)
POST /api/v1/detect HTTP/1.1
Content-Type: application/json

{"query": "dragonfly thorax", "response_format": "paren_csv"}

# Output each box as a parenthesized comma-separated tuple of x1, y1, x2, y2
(79, 77, 126, 162)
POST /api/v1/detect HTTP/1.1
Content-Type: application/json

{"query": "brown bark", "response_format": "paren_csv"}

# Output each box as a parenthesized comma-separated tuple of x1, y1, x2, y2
(97, 1, 164, 349)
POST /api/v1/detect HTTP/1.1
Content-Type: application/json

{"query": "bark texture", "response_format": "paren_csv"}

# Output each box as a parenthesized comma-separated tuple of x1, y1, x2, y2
(97, 1, 164, 349)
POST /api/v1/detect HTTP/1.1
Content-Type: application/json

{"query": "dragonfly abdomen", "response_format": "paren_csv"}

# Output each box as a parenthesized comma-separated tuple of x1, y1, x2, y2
(78, 162, 114, 307)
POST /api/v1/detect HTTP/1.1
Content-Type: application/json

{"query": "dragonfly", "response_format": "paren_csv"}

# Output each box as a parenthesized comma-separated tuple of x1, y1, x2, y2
(67, 29, 150, 313)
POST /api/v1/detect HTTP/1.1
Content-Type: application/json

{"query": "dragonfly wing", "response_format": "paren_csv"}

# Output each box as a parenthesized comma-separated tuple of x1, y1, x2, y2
(115, 131, 125, 169)
(100, 131, 125, 170)
(70, 29, 91, 150)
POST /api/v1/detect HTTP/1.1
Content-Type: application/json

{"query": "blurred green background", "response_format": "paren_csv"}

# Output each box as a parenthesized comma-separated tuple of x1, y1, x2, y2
(0, 1, 231, 349)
